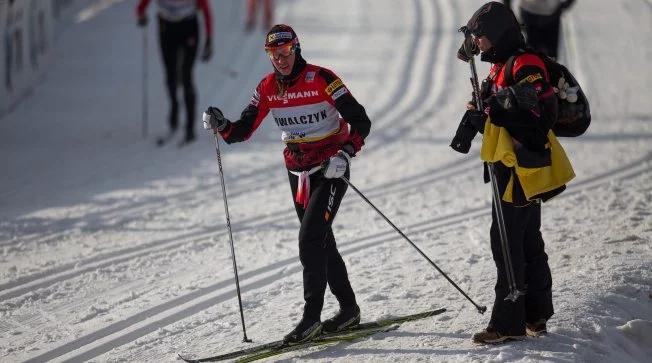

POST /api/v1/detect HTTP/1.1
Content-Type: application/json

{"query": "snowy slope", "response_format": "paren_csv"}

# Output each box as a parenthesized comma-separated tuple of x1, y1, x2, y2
(0, 0, 650, 362)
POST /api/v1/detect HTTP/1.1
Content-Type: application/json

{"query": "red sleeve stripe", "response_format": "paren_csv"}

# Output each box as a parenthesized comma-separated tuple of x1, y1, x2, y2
(135, 0, 150, 18)
(198, 0, 213, 38)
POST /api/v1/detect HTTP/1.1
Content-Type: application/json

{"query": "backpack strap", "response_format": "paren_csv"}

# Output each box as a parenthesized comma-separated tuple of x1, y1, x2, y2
(503, 49, 527, 86)
(504, 49, 553, 86)
(504, 54, 518, 86)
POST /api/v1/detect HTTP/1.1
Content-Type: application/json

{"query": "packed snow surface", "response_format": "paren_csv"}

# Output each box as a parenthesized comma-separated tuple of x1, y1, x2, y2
(0, 0, 650, 362)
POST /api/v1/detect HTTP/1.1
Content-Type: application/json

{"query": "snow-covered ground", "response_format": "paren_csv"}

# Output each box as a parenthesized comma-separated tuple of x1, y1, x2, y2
(1, 0, 650, 362)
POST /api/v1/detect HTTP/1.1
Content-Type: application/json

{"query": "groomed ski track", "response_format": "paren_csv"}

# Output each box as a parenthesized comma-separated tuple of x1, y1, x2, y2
(0, 1, 650, 362)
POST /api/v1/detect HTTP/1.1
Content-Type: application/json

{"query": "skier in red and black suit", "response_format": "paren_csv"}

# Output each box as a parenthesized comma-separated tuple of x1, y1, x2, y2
(203, 24, 371, 344)
(454, 2, 563, 344)
(136, 0, 213, 145)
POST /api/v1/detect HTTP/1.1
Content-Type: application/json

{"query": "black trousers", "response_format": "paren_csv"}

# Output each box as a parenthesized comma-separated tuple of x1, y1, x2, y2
(158, 16, 198, 137)
(520, 9, 561, 59)
(288, 170, 357, 321)
(488, 200, 554, 335)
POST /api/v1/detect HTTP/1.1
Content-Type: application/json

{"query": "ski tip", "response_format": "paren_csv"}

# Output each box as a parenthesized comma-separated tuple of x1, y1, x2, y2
(177, 353, 198, 363)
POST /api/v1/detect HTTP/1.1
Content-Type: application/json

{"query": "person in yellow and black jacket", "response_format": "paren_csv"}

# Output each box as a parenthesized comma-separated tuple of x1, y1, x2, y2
(453, 2, 574, 345)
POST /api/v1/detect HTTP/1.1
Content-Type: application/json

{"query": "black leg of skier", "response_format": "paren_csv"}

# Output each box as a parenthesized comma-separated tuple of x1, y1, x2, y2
(520, 8, 561, 59)
(179, 19, 198, 143)
(159, 16, 199, 144)
(285, 169, 359, 343)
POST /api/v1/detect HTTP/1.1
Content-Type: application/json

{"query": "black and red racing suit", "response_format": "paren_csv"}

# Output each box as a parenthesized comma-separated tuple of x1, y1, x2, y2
(219, 62, 371, 321)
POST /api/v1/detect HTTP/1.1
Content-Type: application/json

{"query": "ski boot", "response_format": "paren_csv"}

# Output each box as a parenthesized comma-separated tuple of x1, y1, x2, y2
(283, 317, 322, 344)
(322, 304, 360, 333)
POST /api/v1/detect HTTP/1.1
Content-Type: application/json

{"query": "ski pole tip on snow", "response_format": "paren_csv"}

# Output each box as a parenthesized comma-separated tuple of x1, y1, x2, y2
(477, 305, 487, 314)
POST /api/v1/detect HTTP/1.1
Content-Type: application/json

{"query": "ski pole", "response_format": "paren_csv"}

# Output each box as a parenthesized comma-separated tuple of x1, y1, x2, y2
(486, 162, 523, 302)
(341, 176, 487, 314)
(142, 25, 148, 138)
(461, 26, 523, 302)
(211, 133, 252, 342)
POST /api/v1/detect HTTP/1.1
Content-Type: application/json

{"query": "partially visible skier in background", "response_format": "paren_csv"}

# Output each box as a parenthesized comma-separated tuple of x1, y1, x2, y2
(503, 0, 576, 59)
(245, 0, 274, 32)
(203, 24, 371, 344)
(136, 0, 213, 146)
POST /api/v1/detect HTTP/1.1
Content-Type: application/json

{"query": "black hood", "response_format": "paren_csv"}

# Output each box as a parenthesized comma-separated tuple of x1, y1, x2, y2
(467, 1, 525, 63)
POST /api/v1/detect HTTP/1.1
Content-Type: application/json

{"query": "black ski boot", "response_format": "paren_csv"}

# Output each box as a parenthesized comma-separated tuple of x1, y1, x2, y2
(283, 317, 322, 344)
(322, 305, 360, 333)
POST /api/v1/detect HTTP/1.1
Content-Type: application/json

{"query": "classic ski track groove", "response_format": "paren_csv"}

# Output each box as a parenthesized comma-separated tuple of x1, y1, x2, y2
(365, 0, 457, 154)
(0, 0, 420, 250)
(0, 156, 477, 301)
(4, 143, 650, 304)
(19, 155, 652, 363)
(0, 0, 428, 298)
(2, 0, 446, 300)
(5, 1, 651, 361)
(2, 0, 450, 250)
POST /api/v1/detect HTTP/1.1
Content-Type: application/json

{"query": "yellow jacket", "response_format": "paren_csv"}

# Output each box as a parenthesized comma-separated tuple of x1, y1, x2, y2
(480, 118, 575, 203)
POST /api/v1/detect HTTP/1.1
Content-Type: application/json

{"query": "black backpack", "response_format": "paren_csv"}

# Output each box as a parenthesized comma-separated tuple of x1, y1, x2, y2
(505, 50, 591, 137)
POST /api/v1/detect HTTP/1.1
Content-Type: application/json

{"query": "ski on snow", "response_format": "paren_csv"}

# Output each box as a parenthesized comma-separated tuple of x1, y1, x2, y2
(178, 307, 446, 363)
(235, 324, 400, 363)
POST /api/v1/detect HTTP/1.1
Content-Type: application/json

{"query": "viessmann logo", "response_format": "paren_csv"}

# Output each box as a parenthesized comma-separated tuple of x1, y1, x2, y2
(267, 90, 319, 102)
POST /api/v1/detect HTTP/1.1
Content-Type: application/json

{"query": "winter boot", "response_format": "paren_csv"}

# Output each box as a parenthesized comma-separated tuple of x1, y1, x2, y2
(472, 327, 525, 344)
(283, 317, 322, 344)
(526, 319, 547, 337)
(322, 304, 360, 333)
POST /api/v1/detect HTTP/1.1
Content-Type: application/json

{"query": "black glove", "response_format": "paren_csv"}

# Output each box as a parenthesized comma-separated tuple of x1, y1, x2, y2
(201, 38, 213, 62)
(491, 82, 538, 111)
(137, 16, 147, 27)
(457, 36, 478, 62)
(202, 107, 228, 132)
(468, 79, 493, 109)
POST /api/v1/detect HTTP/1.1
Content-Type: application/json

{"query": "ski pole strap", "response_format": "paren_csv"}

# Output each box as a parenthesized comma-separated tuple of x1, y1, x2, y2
(289, 166, 321, 209)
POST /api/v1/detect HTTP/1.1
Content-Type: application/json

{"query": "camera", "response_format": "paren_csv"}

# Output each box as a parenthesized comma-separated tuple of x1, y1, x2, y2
(450, 109, 487, 154)
(450, 115, 479, 154)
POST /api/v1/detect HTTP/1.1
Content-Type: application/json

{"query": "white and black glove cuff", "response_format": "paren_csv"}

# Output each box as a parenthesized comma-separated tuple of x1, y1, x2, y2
(323, 146, 354, 179)
(202, 107, 228, 132)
